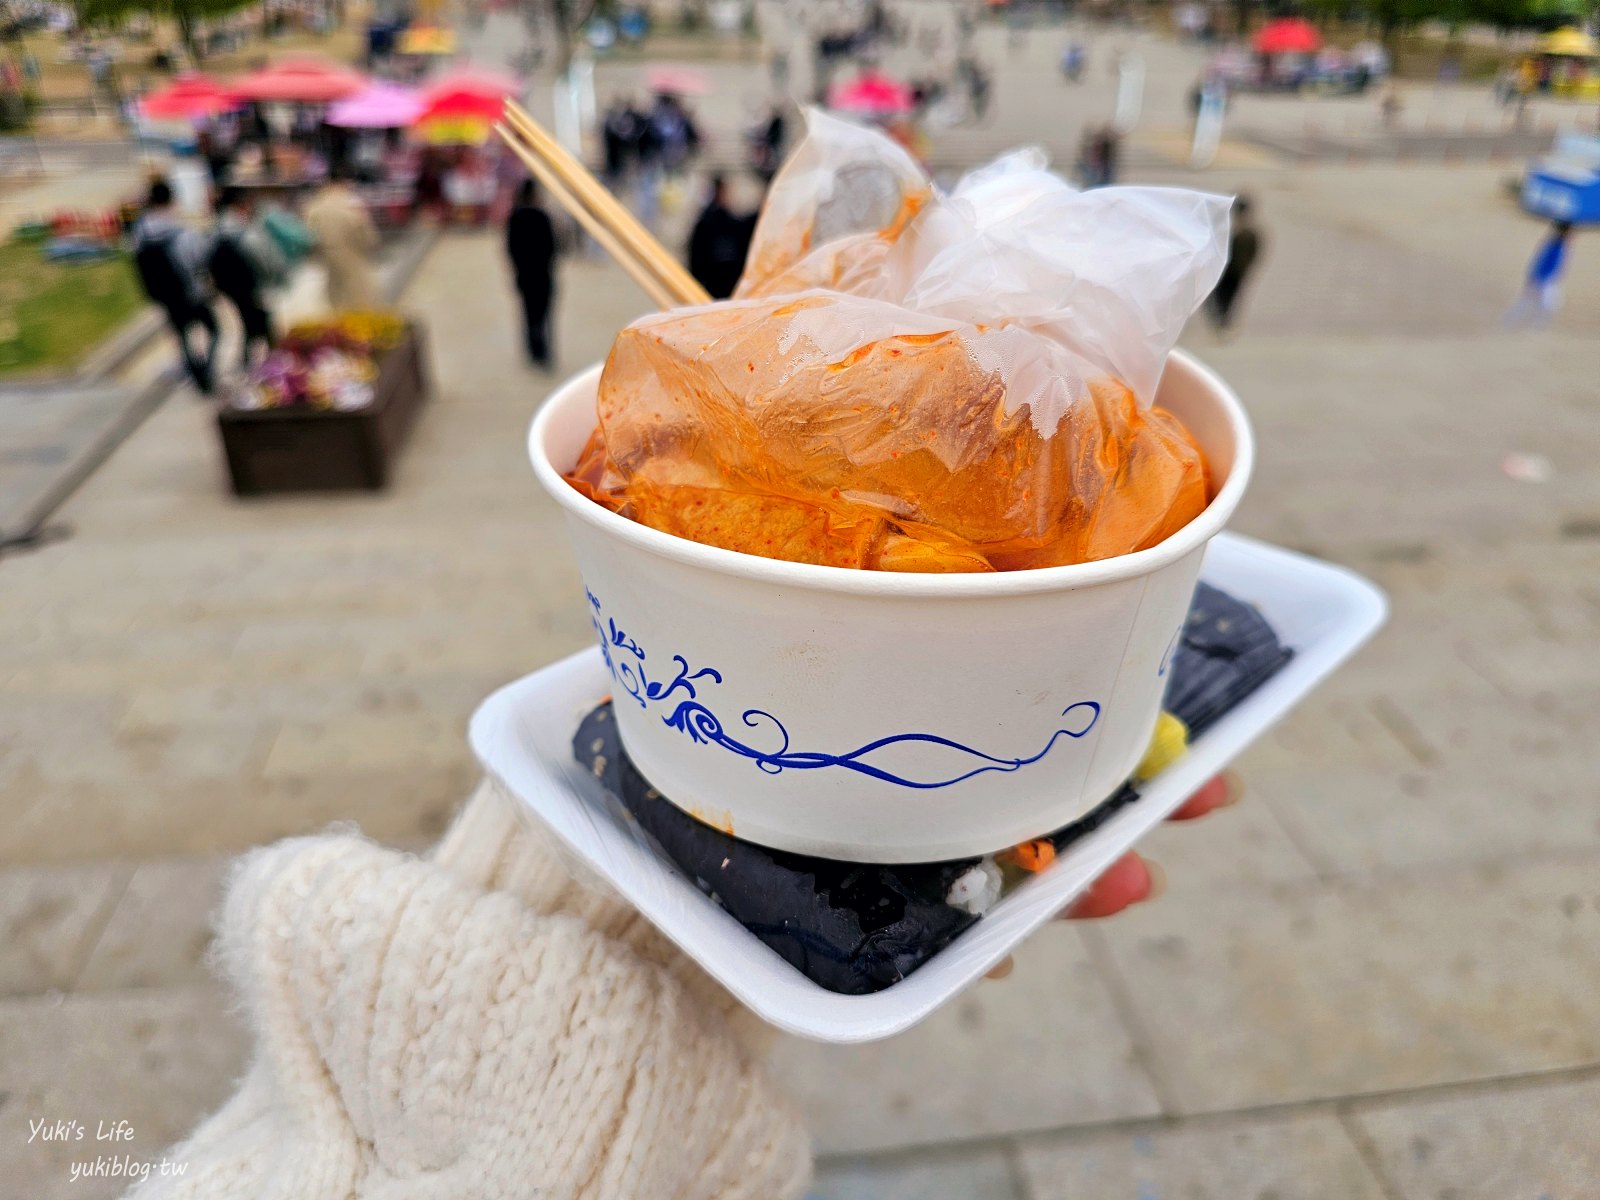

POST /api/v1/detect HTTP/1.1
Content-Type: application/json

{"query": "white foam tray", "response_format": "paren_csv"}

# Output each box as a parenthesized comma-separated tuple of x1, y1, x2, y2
(470, 533, 1386, 1043)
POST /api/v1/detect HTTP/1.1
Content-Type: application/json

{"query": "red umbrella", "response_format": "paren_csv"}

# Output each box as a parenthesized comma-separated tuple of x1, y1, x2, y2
(1253, 17, 1322, 55)
(828, 71, 915, 116)
(415, 88, 505, 124)
(138, 73, 239, 120)
(232, 58, 367, 103)
(416, 67, 520, 124)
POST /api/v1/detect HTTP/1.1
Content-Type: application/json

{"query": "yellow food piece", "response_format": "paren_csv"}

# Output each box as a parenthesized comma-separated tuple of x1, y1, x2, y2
(1135, 711, 1190, 782)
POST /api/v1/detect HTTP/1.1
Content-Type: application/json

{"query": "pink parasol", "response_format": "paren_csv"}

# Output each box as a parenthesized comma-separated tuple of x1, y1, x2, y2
(827, 72, 916, 116)
(644, 65, 712, 96)
(326, 81, 424, 128)
(1252, 18, 1322, 55)
(232, 58, 367, 103)
(138, 73, 239, 120)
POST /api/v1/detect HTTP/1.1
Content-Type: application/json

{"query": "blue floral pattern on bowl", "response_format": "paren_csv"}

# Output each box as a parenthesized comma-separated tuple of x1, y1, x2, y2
(587, 587, 1101, 790)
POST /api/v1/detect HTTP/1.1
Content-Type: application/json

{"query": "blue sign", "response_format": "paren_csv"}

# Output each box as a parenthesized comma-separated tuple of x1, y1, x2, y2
(1522, 132, 1600, 225)
(1523, 168, 1600, 224)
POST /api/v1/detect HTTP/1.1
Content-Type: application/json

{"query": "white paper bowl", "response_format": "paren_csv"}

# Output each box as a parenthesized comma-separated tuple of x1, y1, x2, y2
(529, 350, 1253, 863)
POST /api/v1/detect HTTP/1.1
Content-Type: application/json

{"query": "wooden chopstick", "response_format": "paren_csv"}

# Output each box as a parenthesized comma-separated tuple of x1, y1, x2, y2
(497, 101, 711, 309)
(493, 121, 679, 310)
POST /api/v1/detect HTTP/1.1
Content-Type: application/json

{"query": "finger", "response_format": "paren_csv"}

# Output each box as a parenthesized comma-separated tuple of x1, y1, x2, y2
(1065, 852, 1161, 920)
(985, 956, 1015, 981)
(1167, 771, 1242, 822)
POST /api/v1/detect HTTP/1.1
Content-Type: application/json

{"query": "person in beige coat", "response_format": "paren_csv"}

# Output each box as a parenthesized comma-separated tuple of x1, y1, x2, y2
(304, 166, 380, 311)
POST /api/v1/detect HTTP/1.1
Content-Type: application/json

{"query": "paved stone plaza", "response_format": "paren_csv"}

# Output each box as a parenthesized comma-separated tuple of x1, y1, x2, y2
(3, 15, 1599, 1199)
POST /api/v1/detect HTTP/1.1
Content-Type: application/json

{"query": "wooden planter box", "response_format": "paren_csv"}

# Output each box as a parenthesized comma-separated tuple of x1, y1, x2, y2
(217, 323, 431, 496)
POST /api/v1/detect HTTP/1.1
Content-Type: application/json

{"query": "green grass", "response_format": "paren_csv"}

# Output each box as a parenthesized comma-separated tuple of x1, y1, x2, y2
(0, 238, 147, 378)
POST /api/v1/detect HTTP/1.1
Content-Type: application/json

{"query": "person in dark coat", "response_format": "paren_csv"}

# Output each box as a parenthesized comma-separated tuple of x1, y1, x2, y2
(505, 179, 557, 367)
(748, 103, 786, 182)
(1208, 194, 1263, 331)
(601, 95, 644, 187)
(686, 175, 754, 301)
(131, 178, 220, 395)
(210, 186, 282, 370)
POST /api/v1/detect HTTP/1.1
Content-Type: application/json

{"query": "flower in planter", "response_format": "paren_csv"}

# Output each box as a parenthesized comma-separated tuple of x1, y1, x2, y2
(283, 310, 406, 357)
(235, 336, 381, 412)
(307, 347, 377, 411)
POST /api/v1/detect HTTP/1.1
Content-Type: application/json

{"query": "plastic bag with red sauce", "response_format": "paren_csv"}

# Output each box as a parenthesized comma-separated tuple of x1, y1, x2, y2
(567, 111, 1232, 572)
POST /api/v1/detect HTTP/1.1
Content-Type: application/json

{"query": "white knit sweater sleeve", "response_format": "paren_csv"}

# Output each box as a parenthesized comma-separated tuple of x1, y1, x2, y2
(125, 785, 811, 1200)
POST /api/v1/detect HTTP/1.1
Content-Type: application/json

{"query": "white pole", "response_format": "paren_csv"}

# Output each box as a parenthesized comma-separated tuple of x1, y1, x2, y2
(1114, 52, 1144, 133)
(573, 55, 596, 137)
(552, 71, 581, 154)
(1190, 84, 1225, 168)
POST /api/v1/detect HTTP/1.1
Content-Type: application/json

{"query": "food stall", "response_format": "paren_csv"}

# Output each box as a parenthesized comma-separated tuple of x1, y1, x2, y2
(1252, 18, 1322, 89)
(325, 82, 426, 226)
(227, 58, 368, 204)
(412, 68, 520, 224)
(1529, 27, 1600, 99)
(133, 72, 242, 154)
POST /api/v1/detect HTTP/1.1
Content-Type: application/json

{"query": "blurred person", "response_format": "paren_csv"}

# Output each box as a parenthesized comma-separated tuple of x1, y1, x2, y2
(259, 201, 316, 272)
(1175, 1, 1207, 41)
(292, 101, 320, 141)
(1208, 194, 1262, 331)
(1512, 58, 1536, 126)
(967, 59, 992, 120)
(601, 93, 644, 188)
(132, 178, 219, 395)
(1503, 221, 1574, 330)
(382, 129, 416, 181)
(1516, 56, 1538, 95)
(1101, 124, 1122, 184)
(304, 164, 381, 311)
(687, 173, 754, 300)
(1492, 65, 1517, 107)
(645, 92, 701, 176)
(865, 0, 890, 44)
(1078, 123, 1121, 188)
(748, 101, 786, 183)
(197, 118, 235, 190)
(210, 186, 285, 371)
(1006, 1, 1028, 53)
(1076, 124, 1106, 187)
(1061, 40, 1086, 81)
(415, 149, 447, 222)
(1379, 84, 1402, 129)
(506, 179, 558, 368)
(637, 93, 701, 228)
(350, 131, 385, 183)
